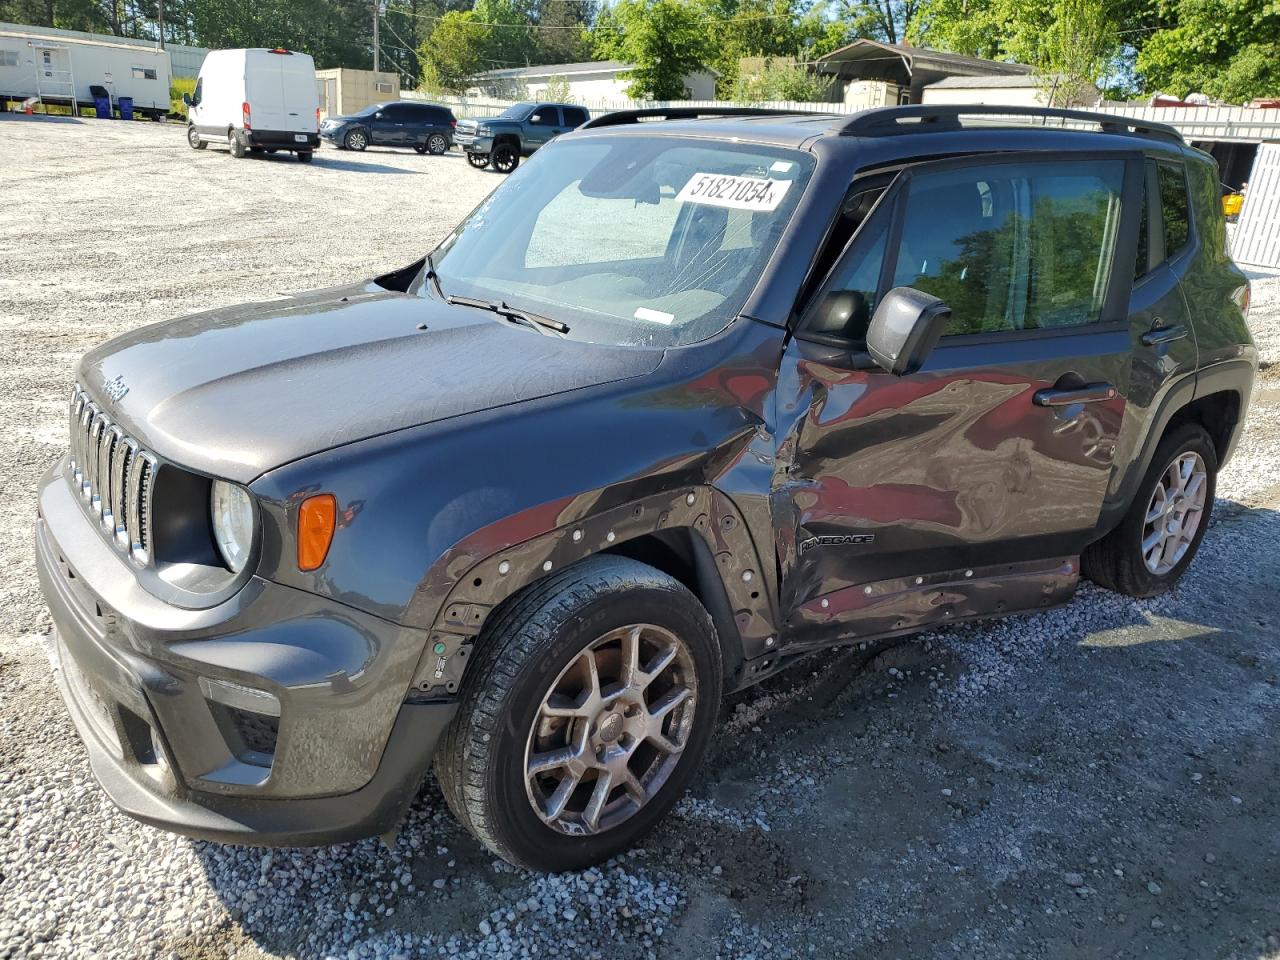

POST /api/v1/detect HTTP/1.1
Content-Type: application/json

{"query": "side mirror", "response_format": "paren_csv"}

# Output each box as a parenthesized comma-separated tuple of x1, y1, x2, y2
(866, 287, 952, 376)
(181, 92, 191, 106)
(375, 111, 384, 119)
(530, 113, 541, 123)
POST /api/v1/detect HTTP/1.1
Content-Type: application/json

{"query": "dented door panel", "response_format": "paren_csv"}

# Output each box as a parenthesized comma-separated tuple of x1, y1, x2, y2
(773, 329, 1129, 642)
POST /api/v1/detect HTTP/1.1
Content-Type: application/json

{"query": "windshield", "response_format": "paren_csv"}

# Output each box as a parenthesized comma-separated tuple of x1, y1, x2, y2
(431, 136, 814, 348)
(496, 102, 535, 121)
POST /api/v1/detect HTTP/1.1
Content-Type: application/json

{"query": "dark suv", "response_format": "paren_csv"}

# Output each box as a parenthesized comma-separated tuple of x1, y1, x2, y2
(36, 105, 1253, 872)
(320, 100, 456, 154)
(455, 100, 590, 172)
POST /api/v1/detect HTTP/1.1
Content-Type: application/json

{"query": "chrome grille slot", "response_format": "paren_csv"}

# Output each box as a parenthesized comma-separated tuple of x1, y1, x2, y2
(67, 385, 157, 567)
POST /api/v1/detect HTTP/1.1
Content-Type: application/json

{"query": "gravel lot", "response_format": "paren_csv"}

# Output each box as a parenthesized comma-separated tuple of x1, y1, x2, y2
(2, 116, 1280, 960)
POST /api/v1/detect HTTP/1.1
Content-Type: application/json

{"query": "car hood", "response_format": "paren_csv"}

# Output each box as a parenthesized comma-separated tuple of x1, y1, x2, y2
(77, 282, 664, 484)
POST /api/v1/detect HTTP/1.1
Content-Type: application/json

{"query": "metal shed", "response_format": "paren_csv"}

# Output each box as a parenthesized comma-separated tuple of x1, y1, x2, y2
(1231, 141, 1280, 270)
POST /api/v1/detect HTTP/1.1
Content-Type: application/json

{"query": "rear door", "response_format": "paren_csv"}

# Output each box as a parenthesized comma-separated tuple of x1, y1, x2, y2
(277, 52, 318, 134)
(243, 51, 286, 132)
(774, 153, 1144, 645)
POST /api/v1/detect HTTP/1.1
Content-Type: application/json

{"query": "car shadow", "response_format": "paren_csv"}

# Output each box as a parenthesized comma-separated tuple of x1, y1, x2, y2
(190, 500, 1280, 958)
(243, 151, 409, 175)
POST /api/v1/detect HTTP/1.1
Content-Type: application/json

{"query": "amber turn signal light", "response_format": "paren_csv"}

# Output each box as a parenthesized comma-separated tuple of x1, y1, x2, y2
(297, 494, 337, 571)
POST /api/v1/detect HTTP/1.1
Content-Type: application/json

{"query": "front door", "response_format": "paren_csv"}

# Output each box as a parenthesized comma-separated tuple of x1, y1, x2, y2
(370, 104, 405, 145)
(525, 106, 562, 151)
(774, 153, 1144, 646)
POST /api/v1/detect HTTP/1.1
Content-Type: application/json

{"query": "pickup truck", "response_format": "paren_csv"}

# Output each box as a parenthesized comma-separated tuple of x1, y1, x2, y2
(455, 101, 590, 172)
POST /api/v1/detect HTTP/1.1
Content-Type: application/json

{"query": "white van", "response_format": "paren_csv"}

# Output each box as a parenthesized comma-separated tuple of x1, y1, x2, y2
(184, 48, 320, 161)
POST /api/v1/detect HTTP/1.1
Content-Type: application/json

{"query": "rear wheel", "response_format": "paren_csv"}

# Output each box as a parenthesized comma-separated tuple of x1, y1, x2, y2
(187, 125, 205, 150)
(426, 133, 449, 155)
(344, 128, 368, 151)
(297, 151, 313, 163)
(466, 152, 489, 169)
(491, 142, 519, 173)
(436, 555, 721, 871)
(1083, 422, 1217, 597)
(227, 130, 246, 159)
(249, 145, 265, 154)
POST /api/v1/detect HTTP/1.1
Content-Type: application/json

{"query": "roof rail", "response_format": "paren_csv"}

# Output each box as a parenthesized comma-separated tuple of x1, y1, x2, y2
(834, 104, 1184, 145)
(579, 106, 824, 130)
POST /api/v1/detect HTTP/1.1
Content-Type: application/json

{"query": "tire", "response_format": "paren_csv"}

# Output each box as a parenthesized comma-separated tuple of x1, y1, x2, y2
(466, 152, 489, 169)
(249, 145, 265, 154)
(228, 130, 246, 159)
(187, 125, 205, 150)
(1083, 422, 1217, 598)
(344, 128, 368, 151)
(491, 142, 519, 173)
(414, 143, 428, 154)
(426, 133, 449, 155)
(436, 555, 722, 871)
(297, 151, 313, 163)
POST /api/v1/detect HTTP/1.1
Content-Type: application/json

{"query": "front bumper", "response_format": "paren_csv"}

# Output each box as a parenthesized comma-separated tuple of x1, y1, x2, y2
(458, 133, 493, 154)
(35, 457, 455, 846)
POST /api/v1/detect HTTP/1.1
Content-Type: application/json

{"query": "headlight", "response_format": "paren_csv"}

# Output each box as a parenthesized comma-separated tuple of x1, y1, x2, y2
(211, 480, 254, 573)
(477, 124, 492, 135)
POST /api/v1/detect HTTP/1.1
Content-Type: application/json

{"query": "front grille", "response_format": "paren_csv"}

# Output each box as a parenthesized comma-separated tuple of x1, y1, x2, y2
(68, 384, 156, 566)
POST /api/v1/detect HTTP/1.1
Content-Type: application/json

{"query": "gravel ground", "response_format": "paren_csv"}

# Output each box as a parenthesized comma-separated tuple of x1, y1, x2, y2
(2, 116, 1280, 960)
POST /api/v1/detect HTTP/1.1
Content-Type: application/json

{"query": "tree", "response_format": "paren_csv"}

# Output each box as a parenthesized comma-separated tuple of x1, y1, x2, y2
(607, 0, 713, 99)
(732, 58, 832, 99)
(1137, 0, 1280, 102)
(1034, 0, 1117, 105)
(542, 72, 573, 100)
(418, 9, 490, 90)
(533, 0, 594, 63)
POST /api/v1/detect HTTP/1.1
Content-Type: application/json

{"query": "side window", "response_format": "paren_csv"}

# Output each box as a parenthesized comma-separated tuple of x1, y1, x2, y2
(530, 107, 561, 127)
(382, 103, 409, 121)
(1134, 184, 1150, 281)
(1157, 161, 1190, 256)
(803, 186, 891, 339)
(563, 106, 589, 127)
(0, 49, 19, 67)
(192, 77, 203, 105)
(890, 160, 1124, 335)
(131, 65, 157, 80)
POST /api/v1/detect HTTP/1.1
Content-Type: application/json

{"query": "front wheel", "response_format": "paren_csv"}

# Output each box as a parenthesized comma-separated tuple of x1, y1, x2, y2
(344, 128, 368, 151)
(187, 125, 205, 150)
(491, 142, 519, 173)
(466, 152, 489, 169)
(1083, 422, 1217, 597)
(436, 556, 721, 871)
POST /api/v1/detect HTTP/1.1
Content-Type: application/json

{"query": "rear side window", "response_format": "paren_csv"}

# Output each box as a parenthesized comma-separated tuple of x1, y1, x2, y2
(1157, 162, 1190, 255)
(563, 106, 589, 127)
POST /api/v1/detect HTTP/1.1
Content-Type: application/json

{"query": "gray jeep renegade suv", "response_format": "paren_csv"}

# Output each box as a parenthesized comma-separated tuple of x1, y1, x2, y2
(36, 105, 1254, 871)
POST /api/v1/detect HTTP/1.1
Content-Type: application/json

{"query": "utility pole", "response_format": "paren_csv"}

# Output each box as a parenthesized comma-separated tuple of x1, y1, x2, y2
(373, 0, 380, 72)
(157, 0, 165, 50)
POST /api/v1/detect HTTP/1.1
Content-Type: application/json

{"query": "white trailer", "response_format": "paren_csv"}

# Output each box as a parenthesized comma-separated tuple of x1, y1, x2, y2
(0, 25, 170, 118)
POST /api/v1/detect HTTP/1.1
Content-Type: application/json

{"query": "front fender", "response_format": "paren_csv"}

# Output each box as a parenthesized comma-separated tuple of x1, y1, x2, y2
(248, 319, 787, 692)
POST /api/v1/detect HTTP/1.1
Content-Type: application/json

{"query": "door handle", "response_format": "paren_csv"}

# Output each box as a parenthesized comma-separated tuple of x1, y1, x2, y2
(1141, 323, 1187, 346)
(1033, 382, 1117, 407)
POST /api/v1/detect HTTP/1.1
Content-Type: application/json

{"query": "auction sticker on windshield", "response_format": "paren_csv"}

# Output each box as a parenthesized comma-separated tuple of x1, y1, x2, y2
(676, 173, 792, 212)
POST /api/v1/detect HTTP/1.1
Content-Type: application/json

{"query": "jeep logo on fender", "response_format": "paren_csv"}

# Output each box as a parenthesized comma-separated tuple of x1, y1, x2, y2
(799, 534, 876, 554)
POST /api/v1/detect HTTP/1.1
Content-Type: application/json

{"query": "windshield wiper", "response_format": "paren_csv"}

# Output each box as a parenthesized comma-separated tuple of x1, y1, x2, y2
(424, 251, 446, 300)
(446, 295, 570, 336)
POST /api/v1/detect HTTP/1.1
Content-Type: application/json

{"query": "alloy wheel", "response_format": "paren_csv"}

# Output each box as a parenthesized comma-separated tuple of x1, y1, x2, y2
(1141, 451, 1208, 575)
(428, 134, 448, 155)
(346, 130, 367, 151)
(523, 624, 698, 836)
